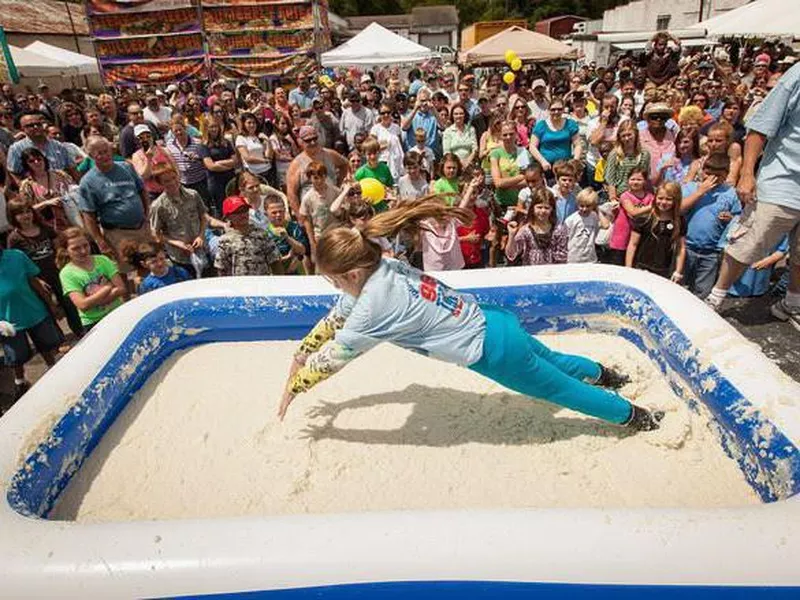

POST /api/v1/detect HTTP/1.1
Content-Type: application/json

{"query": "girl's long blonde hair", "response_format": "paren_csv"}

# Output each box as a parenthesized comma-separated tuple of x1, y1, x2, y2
(316, 195, 474, 275)
(614, 119, 641, 158)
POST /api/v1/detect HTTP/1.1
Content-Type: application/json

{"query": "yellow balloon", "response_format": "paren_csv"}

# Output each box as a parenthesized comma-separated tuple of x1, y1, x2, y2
(504, 50, 517, 65)
(511, 57, 522, 71)
(503, 71, 516, 85)
(359, 178, 386, 203)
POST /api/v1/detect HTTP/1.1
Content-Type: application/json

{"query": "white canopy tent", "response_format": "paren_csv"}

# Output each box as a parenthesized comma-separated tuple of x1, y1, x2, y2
(321, 22, 434, 66)
(8, 45, 72, 78)
(690, 0, 800, 38)
(25, 41, 99, 77)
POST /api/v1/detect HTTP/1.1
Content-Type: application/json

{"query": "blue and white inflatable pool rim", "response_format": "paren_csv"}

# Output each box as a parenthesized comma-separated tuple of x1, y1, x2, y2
(1, 264, 799, 598)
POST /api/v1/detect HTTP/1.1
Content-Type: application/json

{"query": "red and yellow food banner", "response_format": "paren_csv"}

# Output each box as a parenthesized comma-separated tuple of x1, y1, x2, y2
(85, 0, 330, 85)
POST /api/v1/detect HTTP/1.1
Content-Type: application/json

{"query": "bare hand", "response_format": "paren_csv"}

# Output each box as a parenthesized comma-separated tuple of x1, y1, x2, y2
(670, 271, 684, 283)
(699, 174, 719, 194)
(98, 241, 116, 259)
(277, 388, 296, 421)
(751, 258, 771, 271)
(541, 160, 552, 172)
(718, 211, 733, 223)
(191, 236, 204, 251)
(507, 220, 519, 234)
(737, 173, 756, 205)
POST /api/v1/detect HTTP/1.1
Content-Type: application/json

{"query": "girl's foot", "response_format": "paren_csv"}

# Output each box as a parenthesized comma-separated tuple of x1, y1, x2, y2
(596, 364, 631, 389)
(624, 405, 664, 431)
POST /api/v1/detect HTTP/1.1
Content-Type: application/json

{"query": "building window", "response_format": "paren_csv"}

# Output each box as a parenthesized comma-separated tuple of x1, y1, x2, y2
(656, 14, 671, 30)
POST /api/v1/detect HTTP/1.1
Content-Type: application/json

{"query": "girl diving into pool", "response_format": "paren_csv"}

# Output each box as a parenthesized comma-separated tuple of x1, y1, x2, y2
(278, 196, 663, 432)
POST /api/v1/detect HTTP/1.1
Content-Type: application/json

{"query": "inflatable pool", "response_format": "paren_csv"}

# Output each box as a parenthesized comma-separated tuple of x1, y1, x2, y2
(1, 265, 799, 598)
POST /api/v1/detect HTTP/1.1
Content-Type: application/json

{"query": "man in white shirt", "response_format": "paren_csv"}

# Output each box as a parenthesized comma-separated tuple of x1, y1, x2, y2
(143, 94, 172, 134)
(527, 79, 550, 123)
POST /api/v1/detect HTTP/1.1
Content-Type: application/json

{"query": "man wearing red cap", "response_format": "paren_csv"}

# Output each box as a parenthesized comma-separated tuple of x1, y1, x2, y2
(215, 197, 284, 277)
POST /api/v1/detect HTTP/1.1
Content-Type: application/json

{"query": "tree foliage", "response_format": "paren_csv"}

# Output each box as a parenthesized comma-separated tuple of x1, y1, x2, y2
(328, 0, 631, 27)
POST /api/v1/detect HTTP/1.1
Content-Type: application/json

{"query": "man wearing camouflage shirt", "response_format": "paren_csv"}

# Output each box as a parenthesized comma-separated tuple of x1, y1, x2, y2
(215, 197, 285, 276)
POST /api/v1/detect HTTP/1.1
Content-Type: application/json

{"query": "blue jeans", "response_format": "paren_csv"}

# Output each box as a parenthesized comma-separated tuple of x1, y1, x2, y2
(469, 306, 633, 425)
(684, 247, 721, 299)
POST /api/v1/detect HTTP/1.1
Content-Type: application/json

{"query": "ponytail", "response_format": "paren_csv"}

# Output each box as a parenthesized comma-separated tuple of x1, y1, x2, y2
(316, 195, 474, 275)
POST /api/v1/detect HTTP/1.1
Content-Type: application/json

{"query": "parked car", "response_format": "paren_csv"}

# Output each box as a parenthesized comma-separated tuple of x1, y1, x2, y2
(434, 45, 458, 63)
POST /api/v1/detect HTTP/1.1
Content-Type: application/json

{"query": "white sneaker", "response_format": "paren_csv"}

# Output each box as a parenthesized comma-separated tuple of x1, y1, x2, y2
(771, 299, 800, 332)
(705, 293, 726, 313)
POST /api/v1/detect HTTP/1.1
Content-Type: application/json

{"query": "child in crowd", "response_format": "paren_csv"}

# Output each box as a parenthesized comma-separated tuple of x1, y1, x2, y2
(6, 198, 83, 337)
(655, 129, 700, 185)
(57, 227, 126, 333)
(687, 122, 742, 186)
(332, 189, 396, 257)
(681, 153, 741, 299)
(408, 127, 436, 178)
(625, 182, 686, 281)
(607, 168, 653, 265)
(215, 196, 285, 277)
(593, 141, 614, 195)
(420, 190, 468, 271)
(516, 163, 545, 217)
(347, 150, 363, 174)
(457, 169, 492, 269)
(355, 137, 394, 188)
(432, 152, 463, 204)
(121, 240, 193, 294)
(506, 188, 568, 266)
(396, 153, 429, 201)
(300, 161, 340, 256)
(604, 120, 650, 204)
(278, 198, 662, 432)
(723, 228, 789, 298)
(565, 188, 609, 264)
(549, 160, 579, 225)
(264, 194, 308, 274)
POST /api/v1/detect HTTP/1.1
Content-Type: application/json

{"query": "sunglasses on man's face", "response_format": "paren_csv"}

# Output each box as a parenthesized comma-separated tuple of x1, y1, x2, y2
(379, 111, 391, 116)
(23, 121, 45, 129)
(649, 114, 669, 121)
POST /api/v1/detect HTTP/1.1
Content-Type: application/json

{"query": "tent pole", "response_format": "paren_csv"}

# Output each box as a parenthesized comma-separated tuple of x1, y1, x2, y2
(63, 1, 90, 89)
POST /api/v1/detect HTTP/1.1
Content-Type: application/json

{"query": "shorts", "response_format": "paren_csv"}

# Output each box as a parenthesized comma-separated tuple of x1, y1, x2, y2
(725, 202, 800, 266)
(103, 224, 154, 274)
(2, 317, 63, 367)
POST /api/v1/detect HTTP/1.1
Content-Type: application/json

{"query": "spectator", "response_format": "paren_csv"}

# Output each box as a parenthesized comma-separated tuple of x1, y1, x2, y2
(442, 104, 478, 171)
(680, 153, 741, 299)
(78, 136, 150, 269)
(642, 32, 681, 85)
(401, 90, 445, 157)
(604, 120, 651, 204)
(235, 112, 273, 182)
(198, 117, 237, 217)
(288, 73, 317, 117)
(166, 114, 211, 205)
(506, 187, 568, 266)
(529, 96, 581, 180)
(706, 62, 800, 324)
(118, 103, 159, 160)
(6, 198, 82, 338)
(285, 125, 348, 220)
(130, 124, 176, 203)
(369, 102, 405, 182)
(307, 97, 341, 150)
(215, 196, 284, 277)
(0, 247, 63, 399)
(639, 103, 677, 184)
(17, 147, 75, 232)
(149, 165, 207, 275)
(7, 111, 77, 183)
(57, 227, 126, 332)
(527, 79, 550, 123)
(340, 91, 375, 152)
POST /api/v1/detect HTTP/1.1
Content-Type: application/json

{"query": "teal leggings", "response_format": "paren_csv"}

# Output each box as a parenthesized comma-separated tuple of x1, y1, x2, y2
(469, 306, 633, 425)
